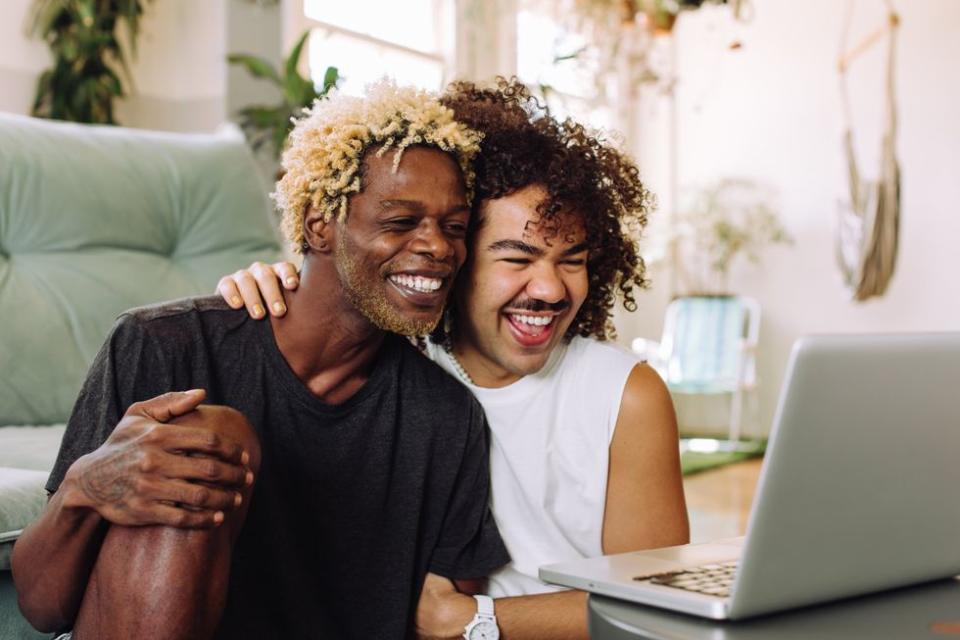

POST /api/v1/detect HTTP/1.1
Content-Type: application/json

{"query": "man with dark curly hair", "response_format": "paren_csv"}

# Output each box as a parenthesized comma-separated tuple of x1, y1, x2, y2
(221, 79, 690, 639)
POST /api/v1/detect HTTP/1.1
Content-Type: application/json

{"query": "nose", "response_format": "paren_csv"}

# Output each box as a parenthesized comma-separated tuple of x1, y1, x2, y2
(526, 263, 566, 304)
(410, 219, 455, 262)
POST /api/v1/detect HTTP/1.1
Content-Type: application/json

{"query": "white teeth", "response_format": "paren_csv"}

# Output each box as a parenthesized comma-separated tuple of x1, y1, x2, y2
(510, 314, 554, 326)
(389, 274, 442, 293)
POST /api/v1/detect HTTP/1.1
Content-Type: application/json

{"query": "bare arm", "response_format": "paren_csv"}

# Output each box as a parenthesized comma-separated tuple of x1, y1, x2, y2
(12, 391, 252, 632)
(12, 486, 108, 633)
(602, 363, 689, 553)
(488, 590, 589, 639)
(417, 574, 589, 640)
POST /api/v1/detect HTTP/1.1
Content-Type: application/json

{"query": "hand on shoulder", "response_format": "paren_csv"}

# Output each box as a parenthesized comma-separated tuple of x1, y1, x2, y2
(217, 260, 299, 319)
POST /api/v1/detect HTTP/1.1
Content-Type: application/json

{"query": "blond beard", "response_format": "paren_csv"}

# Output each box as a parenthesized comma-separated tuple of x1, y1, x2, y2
(334, 232, 443, 337)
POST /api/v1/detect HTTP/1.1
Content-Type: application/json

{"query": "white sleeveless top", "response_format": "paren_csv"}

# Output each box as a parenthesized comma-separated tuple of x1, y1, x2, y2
(425, 336, 640, 596)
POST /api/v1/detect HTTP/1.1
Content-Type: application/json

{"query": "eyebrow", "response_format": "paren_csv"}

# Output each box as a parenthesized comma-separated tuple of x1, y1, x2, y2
(380, 199, 470, 214)
(562, 242, 589, 257)
(487, 239, 589, 257)
(487, 239, 543, 256)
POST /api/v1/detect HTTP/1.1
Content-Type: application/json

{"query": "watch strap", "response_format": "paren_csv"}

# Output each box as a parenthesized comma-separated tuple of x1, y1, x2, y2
(463, 594, 499, 639)
(474, 594, 495, 617)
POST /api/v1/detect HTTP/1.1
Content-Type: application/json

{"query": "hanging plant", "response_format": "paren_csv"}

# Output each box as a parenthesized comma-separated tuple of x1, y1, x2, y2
(636, 0, 734, 33)
(29, 0, 149, 124)
(522, 0, 747, 115)
(228, 31, 339, 159)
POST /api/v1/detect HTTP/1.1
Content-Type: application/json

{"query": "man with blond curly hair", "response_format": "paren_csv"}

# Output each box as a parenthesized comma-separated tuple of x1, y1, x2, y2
(12, 81, 510, 640)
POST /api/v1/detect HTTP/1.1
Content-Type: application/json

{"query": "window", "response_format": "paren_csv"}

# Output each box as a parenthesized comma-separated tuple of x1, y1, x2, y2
(515, 6, 617, 132)
(291, 0, 452, 95)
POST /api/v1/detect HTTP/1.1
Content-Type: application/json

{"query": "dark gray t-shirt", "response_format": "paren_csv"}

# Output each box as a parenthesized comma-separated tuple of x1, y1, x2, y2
(47, 296, 509, 639)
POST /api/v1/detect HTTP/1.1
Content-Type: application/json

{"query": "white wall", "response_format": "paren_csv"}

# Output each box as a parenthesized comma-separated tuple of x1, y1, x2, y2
(0, 0, 229, 132)
(115, 0, 228, 131)
(0, 0, 51, 115)
(618, 0, 960, 436)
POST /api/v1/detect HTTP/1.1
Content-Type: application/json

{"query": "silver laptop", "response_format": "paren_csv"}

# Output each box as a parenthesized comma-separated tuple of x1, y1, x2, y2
(540, 333, 960, 620)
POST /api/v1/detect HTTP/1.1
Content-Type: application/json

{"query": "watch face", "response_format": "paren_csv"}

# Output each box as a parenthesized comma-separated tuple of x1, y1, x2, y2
(467, 620, 499, 640)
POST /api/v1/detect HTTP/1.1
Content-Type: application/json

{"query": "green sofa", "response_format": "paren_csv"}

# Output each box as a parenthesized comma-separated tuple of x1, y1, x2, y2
(0, 113, 281, 637)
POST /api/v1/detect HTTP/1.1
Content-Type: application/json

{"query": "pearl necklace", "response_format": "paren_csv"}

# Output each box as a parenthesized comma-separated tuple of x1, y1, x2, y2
(445, 346, 476, 386)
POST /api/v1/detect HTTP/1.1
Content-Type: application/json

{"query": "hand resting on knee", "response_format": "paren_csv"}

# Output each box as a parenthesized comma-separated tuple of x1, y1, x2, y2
(60, 389, 254, 529)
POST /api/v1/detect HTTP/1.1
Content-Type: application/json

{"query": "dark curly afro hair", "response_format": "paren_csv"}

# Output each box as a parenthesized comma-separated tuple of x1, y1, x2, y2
(434, 77, 653, 344)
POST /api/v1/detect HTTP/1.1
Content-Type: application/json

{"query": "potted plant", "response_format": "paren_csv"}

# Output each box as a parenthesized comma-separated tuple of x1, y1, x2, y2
(228, 31, 339, 159)
(671, 179, 792, 295)
(29, 0, 149, 124)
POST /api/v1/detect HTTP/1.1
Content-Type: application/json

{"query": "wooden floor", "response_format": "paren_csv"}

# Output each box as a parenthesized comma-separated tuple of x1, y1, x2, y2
(683, 458, 764, 543)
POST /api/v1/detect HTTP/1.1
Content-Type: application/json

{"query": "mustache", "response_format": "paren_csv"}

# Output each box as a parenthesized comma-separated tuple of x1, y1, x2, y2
(505, 299, 570, 313)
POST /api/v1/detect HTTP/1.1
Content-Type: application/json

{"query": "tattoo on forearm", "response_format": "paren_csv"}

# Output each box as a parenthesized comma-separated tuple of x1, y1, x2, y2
(79, 450, 138, 505)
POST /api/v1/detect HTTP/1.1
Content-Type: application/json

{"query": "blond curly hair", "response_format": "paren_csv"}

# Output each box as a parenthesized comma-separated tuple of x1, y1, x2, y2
(273, 79, 483, 253)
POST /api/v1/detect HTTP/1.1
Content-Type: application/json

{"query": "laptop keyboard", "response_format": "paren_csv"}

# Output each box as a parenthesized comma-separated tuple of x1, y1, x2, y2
(637, 560, 739, 598)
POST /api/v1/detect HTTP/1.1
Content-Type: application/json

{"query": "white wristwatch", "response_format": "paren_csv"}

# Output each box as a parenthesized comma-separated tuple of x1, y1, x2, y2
(462, 594, 499, 639)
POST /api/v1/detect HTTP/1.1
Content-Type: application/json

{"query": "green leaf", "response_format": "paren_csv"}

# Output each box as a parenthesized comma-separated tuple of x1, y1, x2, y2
(321, 66, 339, 94)
(248, 129, 271, 152)
(101, 70, 123, 96)
(62, 38, 78, 62)
(76, 2, 95, 28)
(283, 72, 315, 108)
(120, 0, 146, 57)
(72, 80, 90, 119)
(284, 30, 311, 85)
(228, 53, 282, 86)
(238, 106, 284, 128)
(553, 45, 586, 64)
(299, 82, 320, 107)
(29, 0, 66, 39)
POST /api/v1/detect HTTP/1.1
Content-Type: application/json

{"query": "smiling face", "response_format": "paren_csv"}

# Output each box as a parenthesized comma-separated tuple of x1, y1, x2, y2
(330, 146, 470, 336)
(452, 184, 589, 387)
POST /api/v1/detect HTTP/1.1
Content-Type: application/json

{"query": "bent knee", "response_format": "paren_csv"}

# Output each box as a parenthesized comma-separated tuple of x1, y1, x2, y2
(171, 404, 261, 471)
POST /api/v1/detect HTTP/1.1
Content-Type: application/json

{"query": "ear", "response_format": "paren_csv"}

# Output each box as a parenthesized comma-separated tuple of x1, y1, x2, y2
(302, 204, 334, 254)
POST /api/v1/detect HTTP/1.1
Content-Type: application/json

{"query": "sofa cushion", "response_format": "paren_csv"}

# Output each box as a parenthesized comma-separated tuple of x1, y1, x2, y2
(0, 425, 66, 472)
(0, 114, 282, 426)
(0, 467, 49, 570)
(0, 425, 66, 570)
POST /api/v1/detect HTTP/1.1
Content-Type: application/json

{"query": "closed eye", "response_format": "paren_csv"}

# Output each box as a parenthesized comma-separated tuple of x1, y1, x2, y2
(383, 217, 418, 229)
(444, 222, 468, 237)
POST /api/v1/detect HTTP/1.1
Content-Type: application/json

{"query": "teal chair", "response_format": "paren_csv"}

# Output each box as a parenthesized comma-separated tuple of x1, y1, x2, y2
(633, 295, 760, 448)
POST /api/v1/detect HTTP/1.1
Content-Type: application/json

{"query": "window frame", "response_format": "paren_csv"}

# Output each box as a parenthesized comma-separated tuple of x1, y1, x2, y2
(282, 0, 452, 90)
